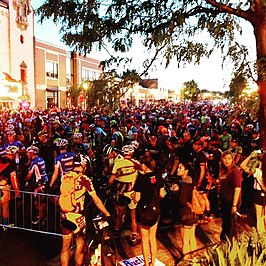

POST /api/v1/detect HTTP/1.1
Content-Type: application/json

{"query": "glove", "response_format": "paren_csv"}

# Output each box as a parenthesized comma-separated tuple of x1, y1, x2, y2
(105, 215, 114, 227)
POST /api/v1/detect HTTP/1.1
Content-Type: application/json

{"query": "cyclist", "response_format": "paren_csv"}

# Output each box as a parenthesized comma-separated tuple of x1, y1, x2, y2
(60, 153, 111, 266)
(0, 146, 20, 229)
(108, 144, 141, 246)
(102, 144, 123, 176)
(70, 132, 93, 158)
(25, 145, 49, 225)
(49, 139, 75, 192)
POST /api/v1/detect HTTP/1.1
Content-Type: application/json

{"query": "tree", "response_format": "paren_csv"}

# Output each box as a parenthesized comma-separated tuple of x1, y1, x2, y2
(229, 72, 248, 101)
(87, 69, 140, 110)
(68, 84, 82, 107)
(37, 1, 266, 184)
(181, 80, 200, 102)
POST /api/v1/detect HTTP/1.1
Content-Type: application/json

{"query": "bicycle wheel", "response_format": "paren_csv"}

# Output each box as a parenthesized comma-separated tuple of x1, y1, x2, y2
(101, 229, 117, 266)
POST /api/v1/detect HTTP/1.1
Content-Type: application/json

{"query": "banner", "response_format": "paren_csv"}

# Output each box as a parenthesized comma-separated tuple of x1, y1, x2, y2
(119, 255, 165, 266)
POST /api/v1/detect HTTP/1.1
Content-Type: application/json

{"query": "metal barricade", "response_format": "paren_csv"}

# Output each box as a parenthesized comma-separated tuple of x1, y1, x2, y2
(0, 187, 61, 236)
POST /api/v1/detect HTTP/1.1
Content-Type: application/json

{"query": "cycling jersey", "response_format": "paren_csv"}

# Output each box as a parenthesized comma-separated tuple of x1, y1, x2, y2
(4, 140, 24, 150)
(112, 158, 140, 185)
(28, 156, 48, 183)
(54, 152, 75, 177)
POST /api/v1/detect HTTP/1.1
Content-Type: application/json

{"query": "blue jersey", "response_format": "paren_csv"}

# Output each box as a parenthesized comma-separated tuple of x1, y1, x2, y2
(4, 140, 24, 150)
(28, 156, 48, 183)
(54, 152, 75, 177)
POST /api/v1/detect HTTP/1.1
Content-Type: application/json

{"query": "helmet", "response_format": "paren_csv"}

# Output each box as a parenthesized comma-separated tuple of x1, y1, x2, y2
(110, 120, 117, 127)
(5, 146, 19, 155)
(6, 130, 16, 136)
(131, 140, 139, 150)
(122, 145, 135, 155)
(24, 118, 32, 123)
(5, 125, 15, 131)
(27, 145, 39, 154)
(55, 139, 68, 147)
(38, 131, 48, 137)
(103, 144, 113, 156)
(73, 132, 83, 139)
(74, 153, 90, 167)
(67, 116, 75, 122)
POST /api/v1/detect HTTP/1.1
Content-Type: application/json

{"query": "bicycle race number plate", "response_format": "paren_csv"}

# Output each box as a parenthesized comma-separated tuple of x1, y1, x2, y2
(119, 255, 165, 266)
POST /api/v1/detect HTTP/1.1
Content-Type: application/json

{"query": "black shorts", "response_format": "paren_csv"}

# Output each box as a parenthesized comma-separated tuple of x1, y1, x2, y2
(253, 189, 266, 206)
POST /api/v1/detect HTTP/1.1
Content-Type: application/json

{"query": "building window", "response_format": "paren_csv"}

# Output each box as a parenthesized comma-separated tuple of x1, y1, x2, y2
(82, 68, 99, 81)
(46, 61, 58, 79)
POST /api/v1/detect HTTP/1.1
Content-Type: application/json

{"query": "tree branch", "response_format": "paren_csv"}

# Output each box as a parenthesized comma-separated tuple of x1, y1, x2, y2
(205, 0, 253, 23)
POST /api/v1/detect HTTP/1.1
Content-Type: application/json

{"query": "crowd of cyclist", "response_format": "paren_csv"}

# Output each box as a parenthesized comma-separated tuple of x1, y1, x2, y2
(0, 102, 264, 249)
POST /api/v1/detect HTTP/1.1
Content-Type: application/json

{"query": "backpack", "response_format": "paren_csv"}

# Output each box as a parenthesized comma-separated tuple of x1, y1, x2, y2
(59, 172, 80, 212)
(191, 187, 205, 215)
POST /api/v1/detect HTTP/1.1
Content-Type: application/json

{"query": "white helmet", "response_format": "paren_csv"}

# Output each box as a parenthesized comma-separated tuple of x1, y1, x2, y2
(27, 145, 39, 154)
(131, 140, 139, 150)
(122, 145, 135, 155)
(74, 153, 90, 168)
(73, 132, 83, 139)
(55, 138, 68, 147)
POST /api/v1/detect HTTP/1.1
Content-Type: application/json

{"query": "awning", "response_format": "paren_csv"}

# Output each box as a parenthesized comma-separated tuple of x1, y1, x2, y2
(0, 96, 14, 102)
(46, 87, 59, 92)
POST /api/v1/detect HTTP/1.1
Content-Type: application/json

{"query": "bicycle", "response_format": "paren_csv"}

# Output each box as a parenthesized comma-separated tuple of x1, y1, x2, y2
(83, 198, 118, 266)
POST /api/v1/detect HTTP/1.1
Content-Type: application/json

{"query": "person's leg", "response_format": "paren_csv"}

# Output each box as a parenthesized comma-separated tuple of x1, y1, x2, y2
(149, 221, 159, 266)
(181, 226, 191, 254)
(140, 225, 150, 266)
(114, 203, 126, 230)
(189, 224, 197, 251)
(203, 193, 211, 219)
(255, 204, 264, 235)
(220, 202, 231, 241)
(75, 236, 85, 266)
(60, 233, 73, 266)
(2, 201, 9, 225)
(130, 208, 138, 238)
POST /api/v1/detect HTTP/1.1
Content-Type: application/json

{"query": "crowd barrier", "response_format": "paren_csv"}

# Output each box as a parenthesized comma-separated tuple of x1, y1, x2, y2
(0, 187, 61, 236)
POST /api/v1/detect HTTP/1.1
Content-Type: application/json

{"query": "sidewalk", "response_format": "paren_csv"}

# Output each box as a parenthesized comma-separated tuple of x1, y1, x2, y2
(0, 213, 254, 266)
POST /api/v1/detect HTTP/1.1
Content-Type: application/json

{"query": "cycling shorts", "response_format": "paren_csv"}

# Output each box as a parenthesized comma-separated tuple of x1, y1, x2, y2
(123, 191, 137, 210)
(61, 212, 86, 236)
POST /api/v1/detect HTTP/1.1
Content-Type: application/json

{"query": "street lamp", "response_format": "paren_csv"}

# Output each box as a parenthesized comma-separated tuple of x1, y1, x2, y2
(81, 81, 90, 109)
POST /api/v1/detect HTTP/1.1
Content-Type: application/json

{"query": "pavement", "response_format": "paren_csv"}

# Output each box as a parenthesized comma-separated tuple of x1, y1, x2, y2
(0, 210, 255, 266)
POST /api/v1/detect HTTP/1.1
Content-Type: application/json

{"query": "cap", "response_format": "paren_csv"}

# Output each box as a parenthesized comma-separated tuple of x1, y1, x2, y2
(193, 139, 203, 146)
(169, 136, 178, 144)
(230, 138, 238, 143)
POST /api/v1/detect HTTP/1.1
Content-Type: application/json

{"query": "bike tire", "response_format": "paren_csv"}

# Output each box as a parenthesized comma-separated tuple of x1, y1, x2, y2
(101, 229, 117, 266)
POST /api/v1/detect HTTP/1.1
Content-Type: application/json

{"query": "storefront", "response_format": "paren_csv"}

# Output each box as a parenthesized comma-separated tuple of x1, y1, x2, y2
(0, 72, 22, 110)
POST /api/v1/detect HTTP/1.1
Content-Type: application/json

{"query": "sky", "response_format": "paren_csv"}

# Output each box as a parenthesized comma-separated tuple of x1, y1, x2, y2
(32, 1, 257, 93)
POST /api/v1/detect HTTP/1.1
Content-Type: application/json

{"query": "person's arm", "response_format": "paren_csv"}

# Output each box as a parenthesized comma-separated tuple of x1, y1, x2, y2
(240, 155, 252, 173)
(197, 164, 206, 187)
(159, 187, 166, 199)
(231, 187, 241, 214)
(50, 165, 59, 187)
(108, 173, 117, 186)
(170, 158, 179, 176)
(90, 192, 110, 217)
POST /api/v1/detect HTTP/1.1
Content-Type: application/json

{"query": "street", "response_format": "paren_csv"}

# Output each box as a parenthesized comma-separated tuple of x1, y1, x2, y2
(0, 210, 255, 266)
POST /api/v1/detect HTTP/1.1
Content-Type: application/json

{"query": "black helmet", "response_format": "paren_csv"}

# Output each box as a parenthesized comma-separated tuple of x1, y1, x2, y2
(103, 144, 113, 156)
